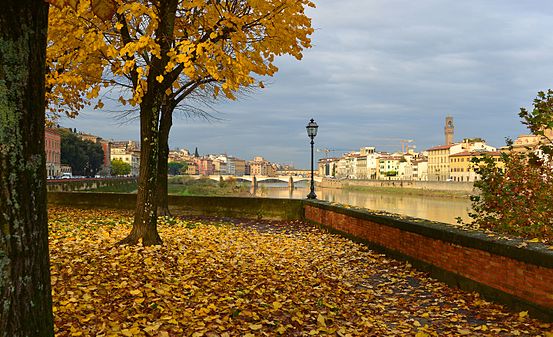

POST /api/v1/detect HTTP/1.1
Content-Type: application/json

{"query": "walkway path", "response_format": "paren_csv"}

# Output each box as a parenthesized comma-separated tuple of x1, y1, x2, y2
(49, 207, 551, 336)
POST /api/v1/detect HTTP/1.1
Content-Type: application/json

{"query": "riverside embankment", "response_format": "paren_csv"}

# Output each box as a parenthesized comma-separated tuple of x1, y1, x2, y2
(318, 178, 475, 197)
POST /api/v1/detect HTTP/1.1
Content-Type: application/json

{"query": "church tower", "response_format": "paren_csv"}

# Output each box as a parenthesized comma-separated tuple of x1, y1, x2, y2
(444, 116, 454, 145)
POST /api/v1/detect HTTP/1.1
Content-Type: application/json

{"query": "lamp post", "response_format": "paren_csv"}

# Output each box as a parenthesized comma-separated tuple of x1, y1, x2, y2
(306, 118, 318, 199)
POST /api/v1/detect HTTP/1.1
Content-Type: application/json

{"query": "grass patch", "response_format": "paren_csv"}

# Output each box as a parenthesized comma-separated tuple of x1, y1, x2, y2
(168, 176, 250, 196)
(87, 182, 138, 193)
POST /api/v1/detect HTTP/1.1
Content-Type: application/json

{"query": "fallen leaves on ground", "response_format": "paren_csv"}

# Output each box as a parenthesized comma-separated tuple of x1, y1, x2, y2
(49, 207, 552, 336)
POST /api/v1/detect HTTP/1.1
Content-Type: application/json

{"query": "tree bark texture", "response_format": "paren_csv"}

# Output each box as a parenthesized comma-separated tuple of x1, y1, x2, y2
(121, 0, 178, 246)
(157, 100, 173, 216)
(0, 1, 54, 336)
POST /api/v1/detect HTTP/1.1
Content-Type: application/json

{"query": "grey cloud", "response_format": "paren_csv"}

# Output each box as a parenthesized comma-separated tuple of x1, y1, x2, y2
(61, 0, 553, 167)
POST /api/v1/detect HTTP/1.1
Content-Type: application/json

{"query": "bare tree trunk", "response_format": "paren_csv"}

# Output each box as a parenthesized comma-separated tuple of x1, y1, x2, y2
(119, 95, 163, 246)
(119, 0, 178, 246)
(0, 1, 54, 336)
(157, 101, 173, 216)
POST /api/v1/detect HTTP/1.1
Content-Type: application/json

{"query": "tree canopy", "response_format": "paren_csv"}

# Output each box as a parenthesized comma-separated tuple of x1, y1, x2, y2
(60, 130, 105, 176)
(46, 0, 315, 117)
(168, 161, 187, 175)
(46, 0, 315, 245)
(111, 158, 132, 176)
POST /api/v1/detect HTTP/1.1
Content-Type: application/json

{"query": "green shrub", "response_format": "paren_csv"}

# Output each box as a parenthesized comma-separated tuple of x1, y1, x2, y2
(468, 152, 553, 241)
(464, 90, 553, 242)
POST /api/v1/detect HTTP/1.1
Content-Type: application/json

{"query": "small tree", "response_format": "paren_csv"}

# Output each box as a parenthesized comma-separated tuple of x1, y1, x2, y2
(111, 159, 132, 176)
(168, 161, 186, 176)
(467, 90, 553, 242)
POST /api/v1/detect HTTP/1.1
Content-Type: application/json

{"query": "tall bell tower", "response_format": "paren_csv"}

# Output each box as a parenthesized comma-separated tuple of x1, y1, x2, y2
(444, 116, 454, 145)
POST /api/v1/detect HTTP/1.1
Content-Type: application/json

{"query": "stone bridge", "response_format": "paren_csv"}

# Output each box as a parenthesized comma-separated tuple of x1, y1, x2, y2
(189, 174, 322, 188)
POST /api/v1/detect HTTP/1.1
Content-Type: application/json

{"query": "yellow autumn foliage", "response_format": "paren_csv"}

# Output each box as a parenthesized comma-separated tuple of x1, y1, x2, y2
(50, 207, 552, 336)
(46, 0, 315, 116)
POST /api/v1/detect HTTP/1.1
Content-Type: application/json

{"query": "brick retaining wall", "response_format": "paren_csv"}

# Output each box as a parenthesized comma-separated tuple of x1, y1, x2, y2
(304, 201, 553, 321)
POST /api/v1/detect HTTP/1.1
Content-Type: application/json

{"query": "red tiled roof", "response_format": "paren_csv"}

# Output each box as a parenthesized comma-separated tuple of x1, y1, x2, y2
(427, 144, 454, 151)
(450, 151, 501, 157)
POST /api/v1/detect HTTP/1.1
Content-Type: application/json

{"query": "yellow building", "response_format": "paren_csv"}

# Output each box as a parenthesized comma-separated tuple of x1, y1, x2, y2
(428, 139, 496, 181)
(377, 156, 401, 180)
(449, 151, 503, 182)
(186, 161, 198, 175)
(427, 144, 453, 181)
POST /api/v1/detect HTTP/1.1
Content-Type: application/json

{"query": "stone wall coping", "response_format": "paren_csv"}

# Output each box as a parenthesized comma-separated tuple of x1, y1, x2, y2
(305, 200, 553, 269)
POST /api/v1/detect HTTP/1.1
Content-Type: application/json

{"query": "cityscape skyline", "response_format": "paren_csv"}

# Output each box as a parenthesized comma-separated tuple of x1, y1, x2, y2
(59, 0, 553, 168)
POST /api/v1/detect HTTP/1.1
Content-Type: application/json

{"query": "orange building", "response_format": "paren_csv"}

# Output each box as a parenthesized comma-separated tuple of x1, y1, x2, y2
(249, 156, 276, 176)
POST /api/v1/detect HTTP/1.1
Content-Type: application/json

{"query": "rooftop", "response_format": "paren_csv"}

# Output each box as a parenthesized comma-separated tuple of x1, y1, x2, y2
(427, 144, 455, 151)
(450, 150, 501, 157)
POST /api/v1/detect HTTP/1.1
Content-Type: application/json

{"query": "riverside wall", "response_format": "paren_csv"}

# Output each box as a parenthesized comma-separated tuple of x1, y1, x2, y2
(47, 177, 137, 192)
(318, 178, 475, 192)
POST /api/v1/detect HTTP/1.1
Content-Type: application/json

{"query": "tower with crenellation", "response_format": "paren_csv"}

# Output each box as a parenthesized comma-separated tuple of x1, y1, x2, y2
(444, 116, 454, 145)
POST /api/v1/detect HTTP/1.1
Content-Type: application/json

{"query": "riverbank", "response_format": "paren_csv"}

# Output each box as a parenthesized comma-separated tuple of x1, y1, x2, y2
(341, 185, 472, 199)
(319, 178, 476, 198)
(167, 176, 250, 196)
(84, 177, 251, 196)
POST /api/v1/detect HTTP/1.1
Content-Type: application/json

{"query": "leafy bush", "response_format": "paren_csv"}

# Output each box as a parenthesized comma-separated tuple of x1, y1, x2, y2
(465, 90, 553, 242)
(468, 152, 553, 241)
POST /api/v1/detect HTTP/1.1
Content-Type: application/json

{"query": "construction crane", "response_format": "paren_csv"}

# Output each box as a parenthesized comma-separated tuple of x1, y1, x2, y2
(400, 139, 414, 153)
(363, 138, 416, 153)
(318, 139, 417, 158)
(316, 148, 353, 158)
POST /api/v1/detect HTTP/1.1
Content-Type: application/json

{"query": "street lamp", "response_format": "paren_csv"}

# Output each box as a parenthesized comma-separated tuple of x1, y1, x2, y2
(306, 118, 318, 199)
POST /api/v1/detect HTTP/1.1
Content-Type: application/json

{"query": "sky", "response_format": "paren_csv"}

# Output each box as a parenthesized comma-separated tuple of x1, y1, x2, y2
(60, 0, 553, 169)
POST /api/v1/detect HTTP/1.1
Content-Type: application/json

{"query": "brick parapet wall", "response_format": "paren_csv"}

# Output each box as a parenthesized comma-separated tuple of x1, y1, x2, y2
(304, 201, 553, 320)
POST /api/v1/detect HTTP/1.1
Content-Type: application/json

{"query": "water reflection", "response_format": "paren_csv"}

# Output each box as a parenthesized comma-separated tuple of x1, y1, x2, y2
(253, 181, 471, 225)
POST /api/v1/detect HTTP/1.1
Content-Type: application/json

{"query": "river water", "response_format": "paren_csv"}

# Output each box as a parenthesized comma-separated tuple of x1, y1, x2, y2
(252, 181, 472, 225)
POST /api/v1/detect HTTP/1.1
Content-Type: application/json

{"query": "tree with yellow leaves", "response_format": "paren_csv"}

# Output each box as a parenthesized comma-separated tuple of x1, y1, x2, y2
(47, 0, 314, 245)
(1, 0, 114, 335)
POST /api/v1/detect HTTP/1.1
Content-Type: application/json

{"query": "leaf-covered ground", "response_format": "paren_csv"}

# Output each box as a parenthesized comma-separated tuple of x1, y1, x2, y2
(49, 207, 552, 337)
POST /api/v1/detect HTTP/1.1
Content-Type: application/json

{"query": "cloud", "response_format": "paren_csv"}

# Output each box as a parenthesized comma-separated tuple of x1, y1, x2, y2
(61, 0, 553, 168)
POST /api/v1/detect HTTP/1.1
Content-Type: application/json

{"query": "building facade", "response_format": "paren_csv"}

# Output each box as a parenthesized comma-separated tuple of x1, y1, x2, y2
(110, 147, 140, 176)
(427, 144, 454, 181)
(228, 157, 246, 176)
(45, 128, 61, 177)
(377, 156, 401, 180)
(412, 159, 428, 181)
(197, 158, 214, 176)
(449, 151, 503, 182)
(427, 138, 496, 181)
(249, 156, 276, 176)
